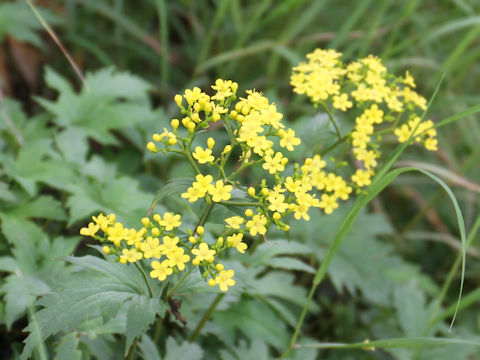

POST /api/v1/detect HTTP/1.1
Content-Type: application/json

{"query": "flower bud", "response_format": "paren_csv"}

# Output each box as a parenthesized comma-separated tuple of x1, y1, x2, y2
(102, 246, 111, 254)
(191, 112, 200, 123)
(182, 117, 191, 127)
(174, 94, 183, 107)
(248, 187, 256, 197)
(171, 119, 179, 129)
(147, 142, 157, 153)
(207, 137, 215, 149)
(141, 217, 151, 226)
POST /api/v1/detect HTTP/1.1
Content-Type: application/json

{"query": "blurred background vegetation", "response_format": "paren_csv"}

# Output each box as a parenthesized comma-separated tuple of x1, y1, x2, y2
(1, 0, 480, 359)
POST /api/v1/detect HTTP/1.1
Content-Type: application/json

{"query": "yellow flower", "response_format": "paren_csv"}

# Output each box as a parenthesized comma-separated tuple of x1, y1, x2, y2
(403, 71, 416, 88)
(319, 194, 339, 214)
(211, 79, 238, 101)
(140, 236, 161, 258)
(263, 152, 288, 174)
(333, 93, 353, 111)
(119, 248, 143, 264)
(167, 247, 190, 270)
(351, 169, 373, 187)
(80, 222, 99, 237)
(192, 146, 215, 164)
(191, 242, 216, 263)
(181, 186, 203, 202)
(92, 213, 115, 232)
(227, 233, 248, 254)
(215, 269, 235, 291)
(150, 260, 173, 281)
(279, 129, 301, 151)
(192, 174, 214, 195)
(126, 228, 146, 246)
(291, 202, 311, 221)
(267, 193, 289, 213)
(246, 214, 267, 236)
(159, 236, 179, 255)
(107, 222, 128, 247)
(225, 216, 244, 229)
(159, 212, 181, 231)
(209, 180, 232, 202)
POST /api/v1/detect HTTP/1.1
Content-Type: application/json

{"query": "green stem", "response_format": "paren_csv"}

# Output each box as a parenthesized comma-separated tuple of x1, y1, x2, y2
(167, 202, 216, 299)
(219, 201, 261, 207)
(428, 214, 480, 327)
(224, 116, 237, 145)
(280, 282, 317, 359)
(134, 262, 153, 298)
(319, 101, 342, 141)
(153, 315, 164, 344)
(166, 267, 193, 298)
(188, 293, 225, 342)
(184, 148, 201, 174)
(228, 160, 259, 181)
(125, 337, 139, 360)
(318, 135, 350, 156)
(196, 202, 216, 229)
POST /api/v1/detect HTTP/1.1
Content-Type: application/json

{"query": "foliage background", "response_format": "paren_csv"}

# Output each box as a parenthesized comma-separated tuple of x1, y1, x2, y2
(1, 0, 480, 359)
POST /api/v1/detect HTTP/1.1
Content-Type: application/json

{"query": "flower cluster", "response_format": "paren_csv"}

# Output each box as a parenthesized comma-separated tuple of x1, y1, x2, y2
(291, 48, 438, 187)
(80, 212, 237, 291)
(81, 55, 436, 293)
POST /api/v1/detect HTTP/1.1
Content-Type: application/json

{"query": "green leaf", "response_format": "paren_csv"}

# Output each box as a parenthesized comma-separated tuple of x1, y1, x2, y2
(221, 340, 270, 360)
(37, 67, 156, 145)
(394, 281, 429, 337)
(138, 334, 161, 360)
(0, 181, 17, 202)
(84, 67, 152, 99)
(21, 256, 167, 359)
(125, 296, 162, 351)
(44, 67, 74, 95)
(296, 337, 480, 350)
(0, 273, 49, 329)
(66, 176, 152, 226)
(212, 297, 289, 350)
(261, 257, 315, 274)
(55, 127, 89, 165)
(147, 177, 194, 216)
(0, 215, 47, 271)
(6, 196, 67, 221)
(0, 2, 60, 47)
(249, 239, 313, 266)
(163, 336, 203, 360)
(54, 333, 81, 360)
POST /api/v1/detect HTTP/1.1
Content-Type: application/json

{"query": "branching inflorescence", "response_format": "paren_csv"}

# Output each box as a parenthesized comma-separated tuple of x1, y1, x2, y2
(80, 48, 438, 293)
